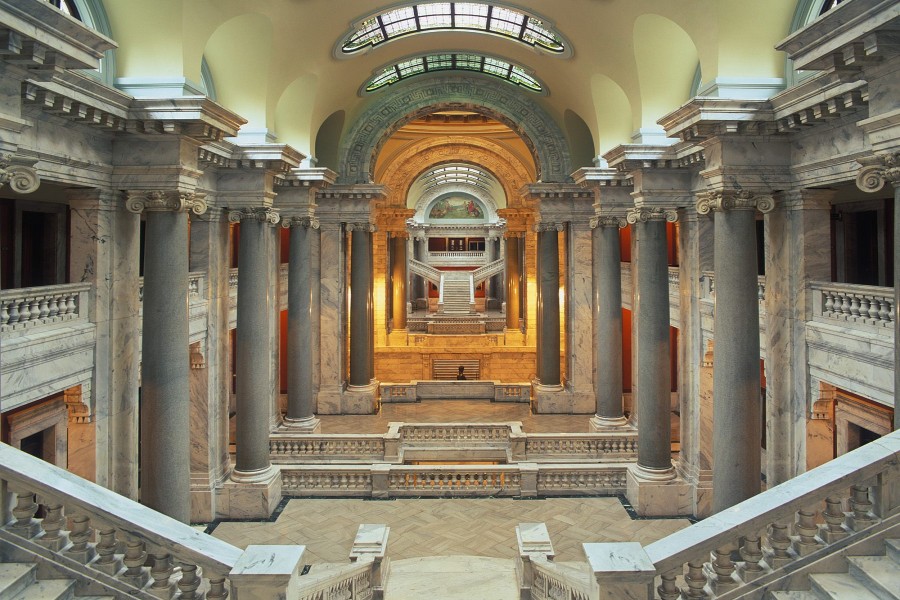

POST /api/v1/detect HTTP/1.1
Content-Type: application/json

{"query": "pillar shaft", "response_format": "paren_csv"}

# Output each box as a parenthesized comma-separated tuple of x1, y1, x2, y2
(537, 227, 561, 386)
(506, 236, 521, 328)
(712, 207, 762, 512)
(286, 220, 315, 422)
(633, 216, 672, 473)
(391, 236, 407, 329)
(593, 221, 624, 422)
(350, 225, 371, 386)
(140, 209, 190, 522)
(234, 212, 275, 474)
(895, 185, 899, 431)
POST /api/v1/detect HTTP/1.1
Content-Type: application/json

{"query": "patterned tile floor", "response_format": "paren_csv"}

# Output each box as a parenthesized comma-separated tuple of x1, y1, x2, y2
(210, 497, 690, 564)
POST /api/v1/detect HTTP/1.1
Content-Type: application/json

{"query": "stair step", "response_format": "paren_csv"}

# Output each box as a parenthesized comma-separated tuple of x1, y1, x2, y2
(885, 539, 900, 564)
(810, 573, 883, 600)
(768, 592, 821, 600)
(847, 556, 900, 600)
(0, 564, 36, 599)
(11, 579, 74, 600)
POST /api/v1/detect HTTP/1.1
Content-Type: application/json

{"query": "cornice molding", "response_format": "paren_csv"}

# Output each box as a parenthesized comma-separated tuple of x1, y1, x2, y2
(658, 98, 775, 142)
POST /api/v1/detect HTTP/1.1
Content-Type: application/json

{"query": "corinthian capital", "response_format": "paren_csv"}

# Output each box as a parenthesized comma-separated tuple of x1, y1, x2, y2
(228, 207, 280, 225)
(696, 190, 774, 215)
(590, 215, 627, 229)
(626, 207, 678, 224)
(856, 152, 900, 193)
(0, 155, 40, 194)
(281, 216, 319, 229)
(126, 191, 208, 215)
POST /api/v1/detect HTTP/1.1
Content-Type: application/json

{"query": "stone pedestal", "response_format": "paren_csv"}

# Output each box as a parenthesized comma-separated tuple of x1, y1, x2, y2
(218, 466, 282, 519)
(342, 382, 380, 415)
(625, 465, 692, 517)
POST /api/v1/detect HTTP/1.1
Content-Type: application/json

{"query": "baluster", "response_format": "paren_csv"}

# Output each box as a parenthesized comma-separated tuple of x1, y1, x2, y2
(149, 552, 176, 598)
(120, 538, 150, 589)
(823, 292, 834, 316)
(793, 507, 822, 556)
(8, 299, 20, 324)
(9, 491, 40, 537)
(838, 293, 851, 317)
(885, 300, 894, 323)
(708, 544, 738, 594)
(873, 298, 887, 324)
(766, 521, 793, 568)
(38, 296, 50, 320)
(29, 297, 40, 322)
(67, 293, 77, 315)
(819, 496, 849, 543)
(19, 298, 32, 323)
(848, 485, 875, 531)
(859, 296, 871, 322)
(737, 534, 765, 581)
(207, 573, 229, 600)
(37, 502, 69, 551)
(57, 294, 70, 316)
(682, 560, 708, 598)
(93, 527, 125, 576)
(657, 567, 681, 600)
(849, 294, 861, 318)
(65, 513, 96, 563)
(48, 294, 59, 318)
(1, 300, 9, 325)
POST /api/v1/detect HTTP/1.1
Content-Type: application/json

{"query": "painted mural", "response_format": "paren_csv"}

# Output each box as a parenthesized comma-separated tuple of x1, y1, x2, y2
(428, 197, 484, 219)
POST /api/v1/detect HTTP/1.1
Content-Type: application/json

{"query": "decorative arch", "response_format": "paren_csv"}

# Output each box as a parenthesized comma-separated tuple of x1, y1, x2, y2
(413, 186, 500, 223)
(377, 137, 534, 210)
(338, 74, 572, 184)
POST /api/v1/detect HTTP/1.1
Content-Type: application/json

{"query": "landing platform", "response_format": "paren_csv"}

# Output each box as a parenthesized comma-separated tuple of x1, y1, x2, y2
(386, 556, 519, 600)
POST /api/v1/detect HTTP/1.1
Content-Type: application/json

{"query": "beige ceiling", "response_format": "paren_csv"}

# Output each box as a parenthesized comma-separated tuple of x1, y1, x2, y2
(103, 0, 796, 167)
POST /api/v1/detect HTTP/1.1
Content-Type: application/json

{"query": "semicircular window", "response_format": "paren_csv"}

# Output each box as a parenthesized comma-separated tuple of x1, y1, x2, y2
(342, 3, 566, 55)
(422, 164, 495, 191)
(366, 53, 543, 93)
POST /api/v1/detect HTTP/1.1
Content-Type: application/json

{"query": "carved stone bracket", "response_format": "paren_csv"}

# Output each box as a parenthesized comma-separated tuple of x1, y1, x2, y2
(695, 190, 775, 215)
(281, 216, 319, 230)
(590, 215, 627, 229)
(64, 385, 92, 424)
(626, 207, 679, 224)
(126, 191, 208, 215)
(346, 222, 377, 232)
(534, 222, 565, 233)
(0, 154, 40, 194)
(228, 207, 280, 225)
(856, 152, 900, 193)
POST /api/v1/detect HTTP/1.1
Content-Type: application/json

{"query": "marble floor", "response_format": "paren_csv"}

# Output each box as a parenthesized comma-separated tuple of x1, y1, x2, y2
(210, 496, 691, 564)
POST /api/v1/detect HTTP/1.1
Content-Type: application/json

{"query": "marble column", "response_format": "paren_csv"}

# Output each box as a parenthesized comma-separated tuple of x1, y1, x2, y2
(764, 189, 831, 485)
(391, 235, 407, 329)
(698, 191, 772, 513)
(485, 236, 496, 300)
(282, 216, 320, 432)
(855, 154, 900, 430)
(627, 207, 677, 478)
(127, 191, 206, 523)
(349, 223, 373, 387)
(414, 236, 426, 302)
(229, 207, 279, 479)
(590, 216, 628, 428)
(536, 223, 562, 387)
(506, 235, 522, 329)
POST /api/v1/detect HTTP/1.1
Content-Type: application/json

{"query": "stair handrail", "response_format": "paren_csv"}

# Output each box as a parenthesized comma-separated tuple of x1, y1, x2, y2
(296, 557, 376, 600)
(531, 557, 594, 600)
(469, 272, 475, 305)
(585, 430, 900, 599)
(472, 258, 504, 284)
(408, 258, 442, 286)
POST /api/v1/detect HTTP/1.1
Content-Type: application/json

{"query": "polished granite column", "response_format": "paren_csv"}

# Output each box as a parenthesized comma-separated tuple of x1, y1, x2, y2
(536, 223, 562, 388)
(127, 190, 206, 523)
(698, 191, 771, 512)
(627, 207, 677, 479)
(282, 216, 320, 432)
(590, 216, 628, 429)
(349, 223, 373, 388)
(229, 207, 280, 480)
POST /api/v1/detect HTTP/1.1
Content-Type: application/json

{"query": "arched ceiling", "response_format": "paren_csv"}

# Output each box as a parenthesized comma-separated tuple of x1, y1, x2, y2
(103, 0, 796, 163)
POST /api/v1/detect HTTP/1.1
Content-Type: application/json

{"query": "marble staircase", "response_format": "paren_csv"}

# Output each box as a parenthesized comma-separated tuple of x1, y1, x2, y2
(0, 562, 114, 600)
(440, 272, 473, 315)
(769, 538, 900, 600)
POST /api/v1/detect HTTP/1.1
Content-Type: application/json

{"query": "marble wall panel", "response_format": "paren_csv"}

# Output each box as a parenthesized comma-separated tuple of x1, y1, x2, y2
(317, 224, 346, 414)
(567, 225, 594, 403)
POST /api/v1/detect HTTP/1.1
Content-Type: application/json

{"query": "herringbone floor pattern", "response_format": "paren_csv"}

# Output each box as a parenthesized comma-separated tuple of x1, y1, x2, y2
(211, 497, 690, 564)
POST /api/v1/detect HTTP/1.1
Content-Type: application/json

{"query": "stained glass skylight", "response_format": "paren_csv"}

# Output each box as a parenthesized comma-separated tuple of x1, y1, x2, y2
(342, 3, 566, 55)
(421, 165, 495, 191)
(365, 53, 543, 93)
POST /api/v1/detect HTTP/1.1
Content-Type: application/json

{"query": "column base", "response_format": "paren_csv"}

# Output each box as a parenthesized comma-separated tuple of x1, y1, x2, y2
(217, 465, 282, 519)
(279, 416, 322, 433)
(343, 381, 380, 414)
(625, 464, 692, 517)
(589, 415, 630, 431)
(531, 382, 593, 414)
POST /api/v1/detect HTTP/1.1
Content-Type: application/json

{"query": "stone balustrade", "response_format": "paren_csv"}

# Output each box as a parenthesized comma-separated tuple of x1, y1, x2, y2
(295, 558, 375, 600)
(585, 430, 900, 599)
(270, 434, 386, 463)
(532, 558, 593, 600)
(139, 272, 205, 304)
(427, 250, 486, 267)
(700, 271, 766, 303)
(0, 442, 329, 600)
(526, 433, 638, 460)
(0, 282, 89, 332)
(811, 281, 894, 329)
(279, 462, 630, 498)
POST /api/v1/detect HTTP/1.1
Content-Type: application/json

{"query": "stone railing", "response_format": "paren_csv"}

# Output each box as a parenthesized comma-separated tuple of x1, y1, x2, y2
(280, 462, 630, 498)
(427, 250, 486, 267)
(531, 558, 593, 600)
(429, 251, 485, 258)
(296, 558, 375, 600)
(472, 258, 505, 284)
(526, 432, 638, 460)
(810, 281, 894, 329)
(585, 430, 900, 599)
(139, 272, 205, 303)
(394, 422, 514, 444)
(700, 271, 766, 303)
(270, 434, 386, 463)
(408, 258, 442, 286)
(0, 442, 328, 599)
(0, 282, 90, 332)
